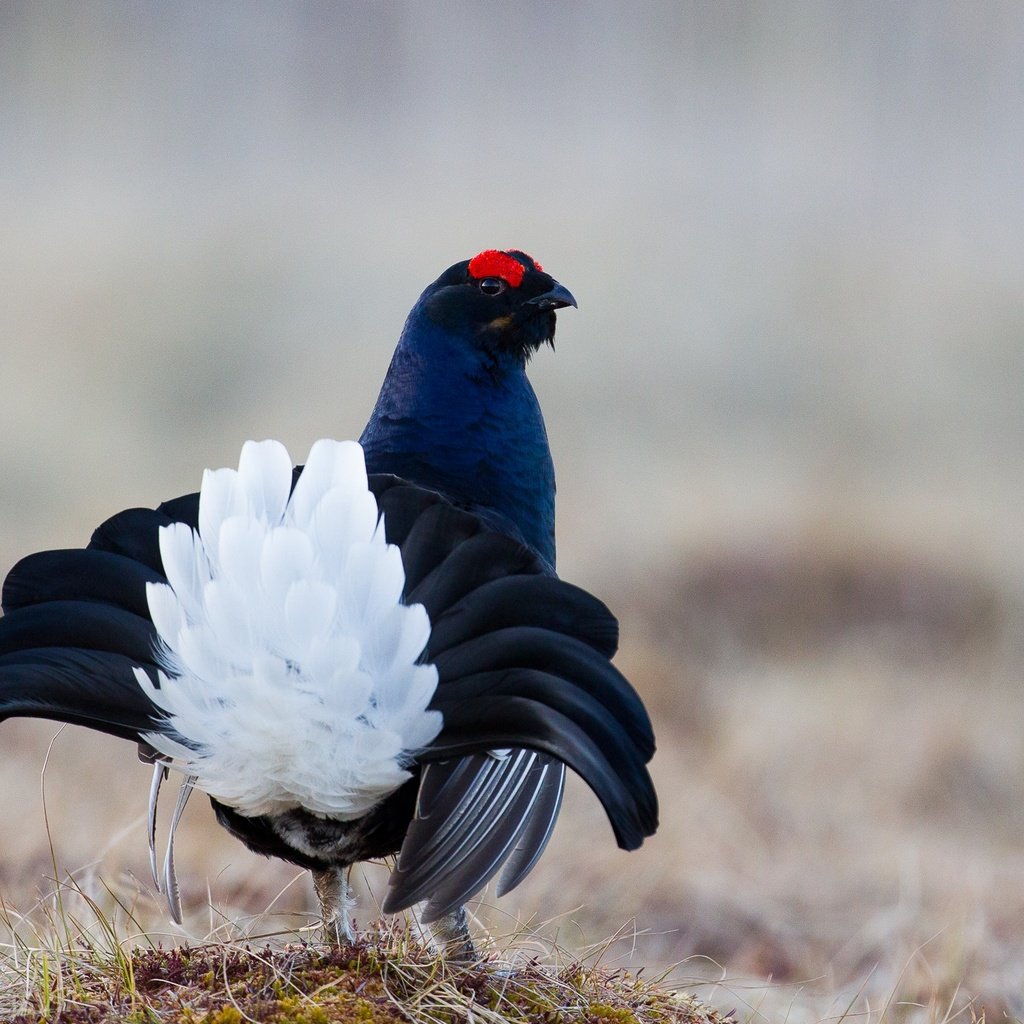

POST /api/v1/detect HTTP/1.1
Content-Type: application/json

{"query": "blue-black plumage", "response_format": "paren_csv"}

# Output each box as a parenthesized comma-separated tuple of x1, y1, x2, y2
(0, 250, 655, 957)
(360, 250, 575, 571)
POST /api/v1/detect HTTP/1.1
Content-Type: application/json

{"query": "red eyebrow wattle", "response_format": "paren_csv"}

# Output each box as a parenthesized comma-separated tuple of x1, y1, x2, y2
(468, 250, 537, 288)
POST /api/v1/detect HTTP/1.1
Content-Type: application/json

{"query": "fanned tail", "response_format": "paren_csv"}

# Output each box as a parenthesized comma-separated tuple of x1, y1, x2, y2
(0, 544, 170, 741)
(0, 447, 658, 929)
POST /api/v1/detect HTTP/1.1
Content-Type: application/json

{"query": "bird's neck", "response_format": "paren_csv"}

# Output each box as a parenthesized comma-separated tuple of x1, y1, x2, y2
(359, 318, 556, 569)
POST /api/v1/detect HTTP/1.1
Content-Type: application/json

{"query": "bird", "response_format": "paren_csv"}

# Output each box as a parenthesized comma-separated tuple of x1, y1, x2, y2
(0, 248, 658, 958)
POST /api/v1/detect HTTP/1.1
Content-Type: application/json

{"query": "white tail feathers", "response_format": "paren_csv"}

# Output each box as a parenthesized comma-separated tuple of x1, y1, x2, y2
(136, 439, 441, 820)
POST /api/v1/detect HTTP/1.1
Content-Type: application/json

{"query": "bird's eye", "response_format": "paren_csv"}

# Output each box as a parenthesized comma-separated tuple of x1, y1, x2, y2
(477, 277, 507, 296)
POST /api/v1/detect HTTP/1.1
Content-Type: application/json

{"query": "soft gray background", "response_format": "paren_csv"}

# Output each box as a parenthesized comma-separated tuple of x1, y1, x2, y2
(2, 4, 1023, 1019)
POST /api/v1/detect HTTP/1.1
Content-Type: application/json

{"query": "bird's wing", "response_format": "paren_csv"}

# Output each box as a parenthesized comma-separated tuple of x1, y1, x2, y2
(371, 479, 656, 921)
(383, 751, 564, 921)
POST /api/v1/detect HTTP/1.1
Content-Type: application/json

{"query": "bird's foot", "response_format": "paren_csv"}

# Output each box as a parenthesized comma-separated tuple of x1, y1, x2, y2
(318, 913, 354, 946)
(312, 867, 355, 945)
(427, 905, 476, 963)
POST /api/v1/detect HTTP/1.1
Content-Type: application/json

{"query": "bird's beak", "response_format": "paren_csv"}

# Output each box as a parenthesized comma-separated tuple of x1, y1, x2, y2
(525, 281, 578, 311)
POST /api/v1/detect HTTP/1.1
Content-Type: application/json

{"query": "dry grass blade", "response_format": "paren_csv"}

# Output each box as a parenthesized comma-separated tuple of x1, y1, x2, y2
(0, 886, 729, 1024)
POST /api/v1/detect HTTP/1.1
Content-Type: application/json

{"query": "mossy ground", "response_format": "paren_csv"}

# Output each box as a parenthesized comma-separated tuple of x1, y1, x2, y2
(2, 930, 730, 1024)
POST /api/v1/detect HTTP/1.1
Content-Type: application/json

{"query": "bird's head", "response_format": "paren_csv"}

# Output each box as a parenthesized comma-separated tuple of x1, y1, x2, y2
(417, 249, 577, 363)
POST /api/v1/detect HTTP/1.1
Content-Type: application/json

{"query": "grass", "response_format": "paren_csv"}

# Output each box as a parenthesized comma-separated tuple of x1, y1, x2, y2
(0, 881, 728, 1024)
(0, 863, 1011, 1024)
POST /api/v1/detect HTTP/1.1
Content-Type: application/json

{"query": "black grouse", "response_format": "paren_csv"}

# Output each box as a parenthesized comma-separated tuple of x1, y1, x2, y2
(0, 249, 658, 956)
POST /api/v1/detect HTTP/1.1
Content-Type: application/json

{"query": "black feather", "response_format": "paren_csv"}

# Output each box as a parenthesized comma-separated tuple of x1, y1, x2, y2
(0, 601, 159, 665)
(2, 550, 164, 617)
(370, 477, 449, 547)
(421, 695, 656, 851)
(407, 532, 543, 618)
(417, 755, 549, 921)
(154, 492, 200, 529)
(89, 507, 176, 570)
(384, 750, 561, 921)
(0, 648, 161, 741)
(389, 503, 485, 593)
(495, 760, 565, 896)
(432, 627, 653, 757)
(430, 669, 652, 806)
(425, 575, 620, 659)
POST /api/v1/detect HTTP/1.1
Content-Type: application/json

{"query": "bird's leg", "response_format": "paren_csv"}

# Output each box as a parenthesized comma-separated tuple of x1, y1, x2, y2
(427, 904, 476, 963)
(312, 867, 354, 945)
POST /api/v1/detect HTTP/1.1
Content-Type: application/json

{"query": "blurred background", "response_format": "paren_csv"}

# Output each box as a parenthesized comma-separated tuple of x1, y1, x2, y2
(2, 3, 1023, 1019)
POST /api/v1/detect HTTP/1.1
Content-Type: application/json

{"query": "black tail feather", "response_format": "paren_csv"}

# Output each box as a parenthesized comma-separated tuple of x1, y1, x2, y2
(425, 575, 620, 659)
(429, 669, 654, 837)
(432, 626, 653, 758)
(2, 549, 162, 617)
(422, 695, 656, 851)
(0, 601, 159, 665)
(387, 502, 485, 592)
(89, 507, 177, 570)
(154, 492, 200, 530)
(0, 648, 161, 742)
(1, 529, 168, 744)
(407, 532, 543, 619)
(369, 477, 443, 545)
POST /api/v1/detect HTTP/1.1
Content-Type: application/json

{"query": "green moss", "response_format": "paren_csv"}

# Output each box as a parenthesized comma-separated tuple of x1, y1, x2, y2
(203, 1009, 245, 1024)
(586, 1002, 639, 1024)
(5, 933, 729, 1024)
